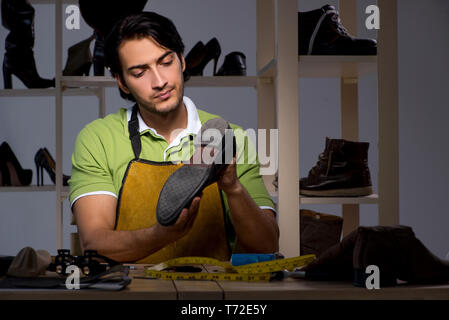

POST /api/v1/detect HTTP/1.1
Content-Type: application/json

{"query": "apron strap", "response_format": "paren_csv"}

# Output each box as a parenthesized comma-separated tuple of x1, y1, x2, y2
(128, 104, 141, 159)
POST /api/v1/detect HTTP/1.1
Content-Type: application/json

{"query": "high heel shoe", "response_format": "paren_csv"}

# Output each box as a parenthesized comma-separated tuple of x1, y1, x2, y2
(185, 38, 221, 76)
(34, 148, 70, 186)
(0, 142, 33, 186)
(63, 34, 95, 76)
(1, 0, 55, 89)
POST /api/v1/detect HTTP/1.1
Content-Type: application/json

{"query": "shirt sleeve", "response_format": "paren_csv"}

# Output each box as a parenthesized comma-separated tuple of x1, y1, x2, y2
(68, 125, 117, 207)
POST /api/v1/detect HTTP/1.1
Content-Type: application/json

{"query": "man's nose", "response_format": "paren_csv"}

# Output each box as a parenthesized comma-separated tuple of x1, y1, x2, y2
(151, 68, 167, 89)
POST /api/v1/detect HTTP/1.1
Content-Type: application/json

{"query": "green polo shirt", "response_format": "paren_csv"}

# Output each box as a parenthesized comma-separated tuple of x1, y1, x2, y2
(69, 97, 275, 250)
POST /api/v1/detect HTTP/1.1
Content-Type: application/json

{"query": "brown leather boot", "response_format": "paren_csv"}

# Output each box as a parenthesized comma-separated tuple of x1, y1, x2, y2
(300, 209, 343, 257)
(298, 5, 377, 55)
(300, 137, 373, 197)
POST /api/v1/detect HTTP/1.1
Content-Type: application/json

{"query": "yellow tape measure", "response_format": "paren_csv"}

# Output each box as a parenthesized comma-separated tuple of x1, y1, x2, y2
(144, 254, 316, 282)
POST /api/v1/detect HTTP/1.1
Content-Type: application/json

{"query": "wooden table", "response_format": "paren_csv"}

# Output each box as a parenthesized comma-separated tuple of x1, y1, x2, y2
(1, 264, 449, 300)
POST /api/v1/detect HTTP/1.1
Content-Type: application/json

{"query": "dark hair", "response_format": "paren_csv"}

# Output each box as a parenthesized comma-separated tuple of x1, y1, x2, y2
(105, 11, 188, 102)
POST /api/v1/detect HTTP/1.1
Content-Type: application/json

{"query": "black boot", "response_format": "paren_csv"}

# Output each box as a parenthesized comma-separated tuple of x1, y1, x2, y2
(298, 5, 377, 55)
(1, 0, 54, 89)
(300, 137, 373, 197)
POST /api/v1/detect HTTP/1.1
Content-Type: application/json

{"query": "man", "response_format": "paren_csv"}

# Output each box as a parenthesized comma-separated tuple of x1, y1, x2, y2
(69, 12, 278, 263)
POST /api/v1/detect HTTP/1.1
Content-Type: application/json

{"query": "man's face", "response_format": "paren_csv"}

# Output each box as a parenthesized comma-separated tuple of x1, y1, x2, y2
(117, 37, 185, 115)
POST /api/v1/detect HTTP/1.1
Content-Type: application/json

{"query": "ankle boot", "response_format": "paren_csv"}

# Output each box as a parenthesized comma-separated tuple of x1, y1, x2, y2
(298, 5, 377, 55)
(300, 137, 373, 197)
(1, 0, 55, 89)
(300, 209, 343, 257)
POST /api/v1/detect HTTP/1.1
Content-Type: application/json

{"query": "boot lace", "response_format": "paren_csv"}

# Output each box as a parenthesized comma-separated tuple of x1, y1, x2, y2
(310, 150, 333, 177)
(307, 8, 350, 54)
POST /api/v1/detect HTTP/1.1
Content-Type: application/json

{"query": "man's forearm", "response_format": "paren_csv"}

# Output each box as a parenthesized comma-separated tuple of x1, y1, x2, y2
(82, 225, 167, 262)
(226, 182, 279, 253)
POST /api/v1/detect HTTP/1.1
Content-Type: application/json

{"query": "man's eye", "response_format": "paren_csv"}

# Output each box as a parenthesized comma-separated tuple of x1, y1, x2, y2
(133, 71, 144, 78)
(162, 59, 173, 66)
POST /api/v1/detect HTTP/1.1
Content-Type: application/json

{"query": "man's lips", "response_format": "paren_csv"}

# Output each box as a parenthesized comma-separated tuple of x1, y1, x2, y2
(155, 88, 173, 100)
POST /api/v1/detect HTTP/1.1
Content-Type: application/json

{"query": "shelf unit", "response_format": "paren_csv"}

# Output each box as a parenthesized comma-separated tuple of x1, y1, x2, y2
(1, 0, 399, 255)
(0, 0, 261, 249)
(257, 0, 399, 257)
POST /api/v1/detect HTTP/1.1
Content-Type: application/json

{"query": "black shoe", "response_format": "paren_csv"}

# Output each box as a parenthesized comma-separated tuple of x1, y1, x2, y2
(1, 0, 55, 89)
(0, 142, 32, 186)
(298, 5, 377, 55)
(300, 137, 373, 197)
(216, 52, 246, 76)
(185, 38, 221, 77)
(156, 118, 236, 226)
(63, 34, 95, 76)
(34, 148, 70, 186)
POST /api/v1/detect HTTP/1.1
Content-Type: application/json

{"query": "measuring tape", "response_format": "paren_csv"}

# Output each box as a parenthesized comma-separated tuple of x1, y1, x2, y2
(144, 254, 316, 282)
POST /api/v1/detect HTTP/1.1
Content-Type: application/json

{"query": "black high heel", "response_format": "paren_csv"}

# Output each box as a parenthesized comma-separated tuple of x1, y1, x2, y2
(185, 38, 221, 76)
(1, 0, 55, 89)
(0, 142, 33, 186)
(63, 34, 95, 76)
(34, 148, 70, 186)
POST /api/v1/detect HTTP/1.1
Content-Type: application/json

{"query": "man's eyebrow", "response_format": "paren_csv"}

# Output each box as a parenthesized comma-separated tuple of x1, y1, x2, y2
(127, 51, 175, 71)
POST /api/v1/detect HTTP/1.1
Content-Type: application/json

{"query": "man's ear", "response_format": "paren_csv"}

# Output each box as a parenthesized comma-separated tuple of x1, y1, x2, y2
(116, 74, 130, 94)
(180, 54, 186, 73)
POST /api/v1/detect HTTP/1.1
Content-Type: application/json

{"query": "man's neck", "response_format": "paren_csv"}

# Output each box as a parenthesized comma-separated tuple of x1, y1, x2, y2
(138, 102, 188, 144)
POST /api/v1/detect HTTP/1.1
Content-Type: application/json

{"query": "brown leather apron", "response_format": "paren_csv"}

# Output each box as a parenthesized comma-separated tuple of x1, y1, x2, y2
(114, 105, 231, 264)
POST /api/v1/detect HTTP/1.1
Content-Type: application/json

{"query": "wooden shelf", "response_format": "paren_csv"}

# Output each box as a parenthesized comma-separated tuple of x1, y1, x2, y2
(0, 88, 100, 97)
(300, 194, 378, 205)
(186, 76, 257, 87)
(269, 192, 378, 205)
(0, 89, 56, 97)
(30, 0, 76, 4)
(257, 55, 377, 79)
(0, 186, 55, 192)
(61, 76, 257, 88)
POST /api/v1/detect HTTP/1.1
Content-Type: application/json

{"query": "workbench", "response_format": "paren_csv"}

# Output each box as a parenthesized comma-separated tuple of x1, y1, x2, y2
(1, 264, 448, 300)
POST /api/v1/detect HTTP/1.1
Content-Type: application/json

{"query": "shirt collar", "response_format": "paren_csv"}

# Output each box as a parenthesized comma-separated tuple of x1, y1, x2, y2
(126, 96, 202, 157)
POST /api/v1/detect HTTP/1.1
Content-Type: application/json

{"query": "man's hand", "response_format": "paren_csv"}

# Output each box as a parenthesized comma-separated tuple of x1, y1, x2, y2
(217, 157, 243, 196)
(154, 196, 201, 245)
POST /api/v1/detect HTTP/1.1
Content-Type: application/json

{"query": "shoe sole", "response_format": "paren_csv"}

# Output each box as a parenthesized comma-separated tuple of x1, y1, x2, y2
(300, 186, 373, 197)
(156, 165, 213, 226)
